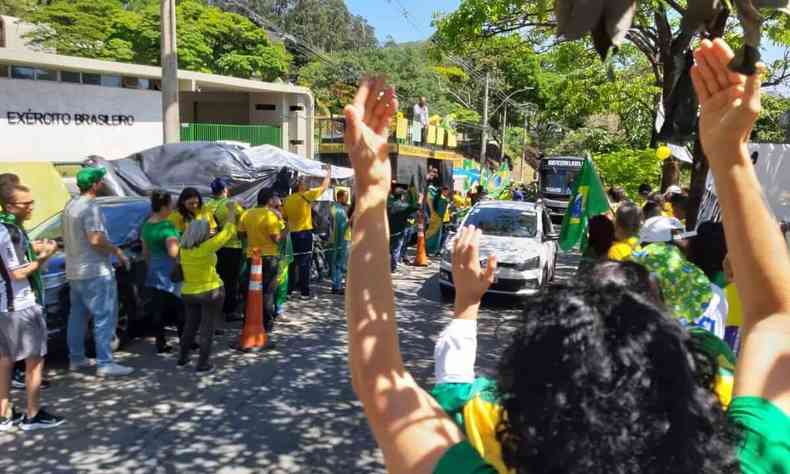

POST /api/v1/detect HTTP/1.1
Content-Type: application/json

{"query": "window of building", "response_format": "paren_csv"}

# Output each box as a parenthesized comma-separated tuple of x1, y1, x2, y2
(138, 78, 150, 90)
(0, 64, 8, 79)
(82, 73, 101, 86)
(122, 76, 139, 89)
(11, 66, 35, 80)
(34, 68, 57, 81)
(101, 74, 122, 88)
(61, 71, 81, 83)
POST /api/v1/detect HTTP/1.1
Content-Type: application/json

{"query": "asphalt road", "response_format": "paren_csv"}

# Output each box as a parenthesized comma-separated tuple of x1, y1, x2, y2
(0, 252, 579, 474)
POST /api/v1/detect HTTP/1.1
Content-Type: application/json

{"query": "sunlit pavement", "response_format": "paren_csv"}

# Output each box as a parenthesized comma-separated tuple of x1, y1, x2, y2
(1, 252, 579, 474)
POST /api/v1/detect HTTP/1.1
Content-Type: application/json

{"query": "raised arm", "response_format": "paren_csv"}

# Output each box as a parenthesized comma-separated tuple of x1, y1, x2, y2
(691, 38, 790, 414)
(344, 78, 465, 474)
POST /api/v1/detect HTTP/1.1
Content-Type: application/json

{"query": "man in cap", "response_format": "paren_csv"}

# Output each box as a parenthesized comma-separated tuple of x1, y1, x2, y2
(205, 178, 245, 323)
(0, 177, 63, 430)
(63, 168, 133, 377)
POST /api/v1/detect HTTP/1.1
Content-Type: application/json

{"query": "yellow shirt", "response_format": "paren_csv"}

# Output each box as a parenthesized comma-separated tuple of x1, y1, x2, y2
(205, 198, 244, 249)
(608, 236, 641, 261)
(168, 207, 218, 233)
(240, 207, 285, 257)
(180, 223, 237, 295)
(725, 283, 743, 327)
(662, 202, 674, 218)
(283, 188, 323, 232)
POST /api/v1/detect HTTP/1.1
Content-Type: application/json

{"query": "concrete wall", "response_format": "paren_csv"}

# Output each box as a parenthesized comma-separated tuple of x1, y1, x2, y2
(180, 91, 250, 124)
(0, 78, 162, 162)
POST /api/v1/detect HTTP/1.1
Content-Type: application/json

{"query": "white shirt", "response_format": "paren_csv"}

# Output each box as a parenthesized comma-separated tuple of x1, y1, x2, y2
(413, 103, 429, 127)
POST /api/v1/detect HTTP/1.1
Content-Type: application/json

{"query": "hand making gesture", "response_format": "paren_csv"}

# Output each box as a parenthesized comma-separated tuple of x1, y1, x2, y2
(452, 226, 497, 320)
(343, 77, 398, 200)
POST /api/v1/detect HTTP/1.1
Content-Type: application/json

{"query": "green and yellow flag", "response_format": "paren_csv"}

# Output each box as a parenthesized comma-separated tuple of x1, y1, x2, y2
(558, 159, 610, 251)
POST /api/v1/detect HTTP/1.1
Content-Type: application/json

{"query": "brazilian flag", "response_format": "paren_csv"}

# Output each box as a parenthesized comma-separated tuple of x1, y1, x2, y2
(559, 158, 610, 251)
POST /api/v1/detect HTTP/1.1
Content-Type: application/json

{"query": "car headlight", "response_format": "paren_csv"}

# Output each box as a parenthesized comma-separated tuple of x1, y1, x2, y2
(515, 256, 540, 271)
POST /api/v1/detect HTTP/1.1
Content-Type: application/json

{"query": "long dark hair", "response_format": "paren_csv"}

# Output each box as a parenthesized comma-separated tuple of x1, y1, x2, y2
(150, 189, 172, 213)
(496, 261, 739, 474)
(177, 187, 202, 221)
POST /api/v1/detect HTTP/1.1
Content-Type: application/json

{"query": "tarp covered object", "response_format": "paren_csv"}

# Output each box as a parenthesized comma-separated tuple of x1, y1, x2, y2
(245, 145, 354, 180)
(89, 142, 352, 209)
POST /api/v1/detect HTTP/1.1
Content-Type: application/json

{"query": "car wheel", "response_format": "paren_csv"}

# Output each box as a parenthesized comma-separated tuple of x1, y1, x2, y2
(439, 284, 455, 302)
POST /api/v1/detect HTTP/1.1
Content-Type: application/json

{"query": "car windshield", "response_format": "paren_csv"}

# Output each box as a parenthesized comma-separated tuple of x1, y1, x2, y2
(29, 200, 151, 246)
(464, 207, 538, 238)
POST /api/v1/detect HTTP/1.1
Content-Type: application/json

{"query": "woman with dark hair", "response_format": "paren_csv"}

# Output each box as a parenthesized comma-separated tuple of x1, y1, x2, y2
(608, 201, 643, 261)
(169, 187, 217, 234)
(688, 221, 728, 287)
(340, 49, 790, 474)
(141, 190, 183, 353)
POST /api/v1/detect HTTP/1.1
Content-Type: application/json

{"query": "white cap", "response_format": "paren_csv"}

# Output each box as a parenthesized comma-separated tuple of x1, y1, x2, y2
(640, 216, 685, 243)
(665, 185, 683, 196)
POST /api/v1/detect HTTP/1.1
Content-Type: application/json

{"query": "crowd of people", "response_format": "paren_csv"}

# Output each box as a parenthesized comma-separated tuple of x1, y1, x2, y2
(342, 39, 789, 474)
(0, 162, 354, 431)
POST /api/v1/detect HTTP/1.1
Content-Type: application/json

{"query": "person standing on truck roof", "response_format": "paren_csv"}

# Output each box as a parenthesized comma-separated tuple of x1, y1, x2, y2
(413, 97, 429, 146)
(205, 178, 245, 323)
(282, 167, 331, 299)
(63, 168, 134, 378)
(0, 179, 63, 431)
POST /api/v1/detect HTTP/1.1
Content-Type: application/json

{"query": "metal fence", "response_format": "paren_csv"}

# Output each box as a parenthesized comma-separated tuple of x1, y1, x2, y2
(180, 123, 281, 147)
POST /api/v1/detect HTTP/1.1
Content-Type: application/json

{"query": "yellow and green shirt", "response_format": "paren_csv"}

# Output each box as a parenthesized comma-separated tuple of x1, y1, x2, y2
(283, 188, 323, 232)
(180, 223, 236, 295)
(607, 236, 641, 261)
(240, 207, 285, 257)
(168, 207, 218, 234)
(205, 197, 243, 249)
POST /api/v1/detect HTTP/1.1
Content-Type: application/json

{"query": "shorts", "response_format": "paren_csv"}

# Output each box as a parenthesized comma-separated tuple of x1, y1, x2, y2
(0, 305, 47, 361)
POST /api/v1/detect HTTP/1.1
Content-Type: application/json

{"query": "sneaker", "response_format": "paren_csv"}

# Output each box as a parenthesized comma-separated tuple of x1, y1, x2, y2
(0, 408, 23, 432)
(96, 363, 134, 377)
(12, 371, 52, 391)
(69, 359, 95, 371)
(195, 364, 214, 375)
(20, 409, 64, 431)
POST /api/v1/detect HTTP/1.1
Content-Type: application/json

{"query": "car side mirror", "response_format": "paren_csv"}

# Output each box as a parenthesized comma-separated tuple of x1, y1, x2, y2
(544, 232, 560, 241)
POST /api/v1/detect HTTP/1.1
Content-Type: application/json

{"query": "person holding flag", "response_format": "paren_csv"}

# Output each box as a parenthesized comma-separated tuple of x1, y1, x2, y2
(558, 158, 611, 252)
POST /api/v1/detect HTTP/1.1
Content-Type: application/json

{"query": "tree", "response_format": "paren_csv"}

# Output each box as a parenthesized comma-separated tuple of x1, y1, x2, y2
(435, 0, 790, 225)
(25, 0, 291, 81)
(297, 42, 472, 120)
(0, 0, 37, 16)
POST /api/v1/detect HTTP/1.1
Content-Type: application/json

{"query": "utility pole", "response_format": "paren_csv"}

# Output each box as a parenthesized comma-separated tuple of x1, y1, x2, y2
(500, 105, 507, 161)
(161, 0, 180, 144)
(480, 71, 490, 163)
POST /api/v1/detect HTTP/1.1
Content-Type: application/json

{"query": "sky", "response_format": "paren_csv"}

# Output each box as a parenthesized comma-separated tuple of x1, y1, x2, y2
(345, 0, 460, 43)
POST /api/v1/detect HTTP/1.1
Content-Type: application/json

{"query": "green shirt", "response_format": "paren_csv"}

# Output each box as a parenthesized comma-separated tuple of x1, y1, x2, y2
(433, 396, 790, 474)
(141, 220, 179, 257)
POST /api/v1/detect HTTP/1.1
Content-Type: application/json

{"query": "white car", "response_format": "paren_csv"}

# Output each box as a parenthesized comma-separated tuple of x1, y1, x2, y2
(439, 200, 559, 299)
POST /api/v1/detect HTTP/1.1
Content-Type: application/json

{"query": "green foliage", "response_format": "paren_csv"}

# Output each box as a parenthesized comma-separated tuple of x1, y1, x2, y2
(592, 149, 663, 199)
(549, 126, 631, 156)
(753, 94, 790, 143)
(25, 0, 291, 80)
(0, 0, 36, 16)
(298, 43, 466, 118)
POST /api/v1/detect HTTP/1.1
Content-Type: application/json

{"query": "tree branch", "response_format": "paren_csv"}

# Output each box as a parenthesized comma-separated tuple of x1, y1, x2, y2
(663, 0, 686, 15)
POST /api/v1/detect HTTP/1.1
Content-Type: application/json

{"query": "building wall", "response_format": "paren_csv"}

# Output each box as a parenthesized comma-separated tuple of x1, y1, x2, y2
(0, 78, 162, 162)
(180, 91, 250, 124)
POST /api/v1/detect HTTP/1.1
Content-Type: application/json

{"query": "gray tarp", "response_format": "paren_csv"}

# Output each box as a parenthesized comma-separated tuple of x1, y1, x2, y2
(87, 142, 352, 208)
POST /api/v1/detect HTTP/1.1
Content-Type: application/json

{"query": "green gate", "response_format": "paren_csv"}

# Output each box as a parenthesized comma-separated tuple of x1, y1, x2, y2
(181, 123, 282, 147)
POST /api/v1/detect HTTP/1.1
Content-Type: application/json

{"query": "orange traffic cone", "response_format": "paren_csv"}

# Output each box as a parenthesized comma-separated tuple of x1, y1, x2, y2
(237, 251, 268, 352)
(414, 209, 429, 267)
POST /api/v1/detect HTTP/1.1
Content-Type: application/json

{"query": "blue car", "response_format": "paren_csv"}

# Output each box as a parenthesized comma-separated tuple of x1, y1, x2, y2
(28, 197, 156, 352)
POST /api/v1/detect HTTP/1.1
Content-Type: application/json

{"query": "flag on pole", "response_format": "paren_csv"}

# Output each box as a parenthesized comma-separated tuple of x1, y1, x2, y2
(558, 158, 610, 251)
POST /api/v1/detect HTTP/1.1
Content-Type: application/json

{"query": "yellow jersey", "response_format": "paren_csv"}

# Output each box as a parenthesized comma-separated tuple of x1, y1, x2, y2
(168, 207, 217, 233)
(283, 188, 323, 232)
(240, 207, 285, 257)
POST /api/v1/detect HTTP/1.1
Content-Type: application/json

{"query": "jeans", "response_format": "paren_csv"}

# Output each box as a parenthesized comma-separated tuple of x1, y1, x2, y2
(216, 247, 243, 316)
(390, 232, 406, 272)
(291, 231, 313, 297)
(181, 287, 225, 368)
(148, 288, 184, 349)
(331, 242, 348, 290)
(67, 275, 117, 368)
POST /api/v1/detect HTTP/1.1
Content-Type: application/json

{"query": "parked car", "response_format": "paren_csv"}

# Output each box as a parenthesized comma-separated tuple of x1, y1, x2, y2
(438, 200, 559, 300)
(28, 197, 155, 351)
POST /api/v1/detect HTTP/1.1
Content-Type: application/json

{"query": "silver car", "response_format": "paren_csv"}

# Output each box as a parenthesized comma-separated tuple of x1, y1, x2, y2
(439, 200, 559, 299)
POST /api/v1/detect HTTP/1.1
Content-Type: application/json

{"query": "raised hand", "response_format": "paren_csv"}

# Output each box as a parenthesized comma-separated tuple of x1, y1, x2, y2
(343, 78, 398, 200)
(452, 226, 497, 315)
(690, 38, 763, 166)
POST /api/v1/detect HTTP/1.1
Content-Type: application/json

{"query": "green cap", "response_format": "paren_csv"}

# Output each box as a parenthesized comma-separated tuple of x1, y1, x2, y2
(76, 167, 107, 192)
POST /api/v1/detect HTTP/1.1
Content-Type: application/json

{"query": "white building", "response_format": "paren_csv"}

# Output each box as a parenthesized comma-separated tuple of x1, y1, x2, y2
(0, 15, 315, 162)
